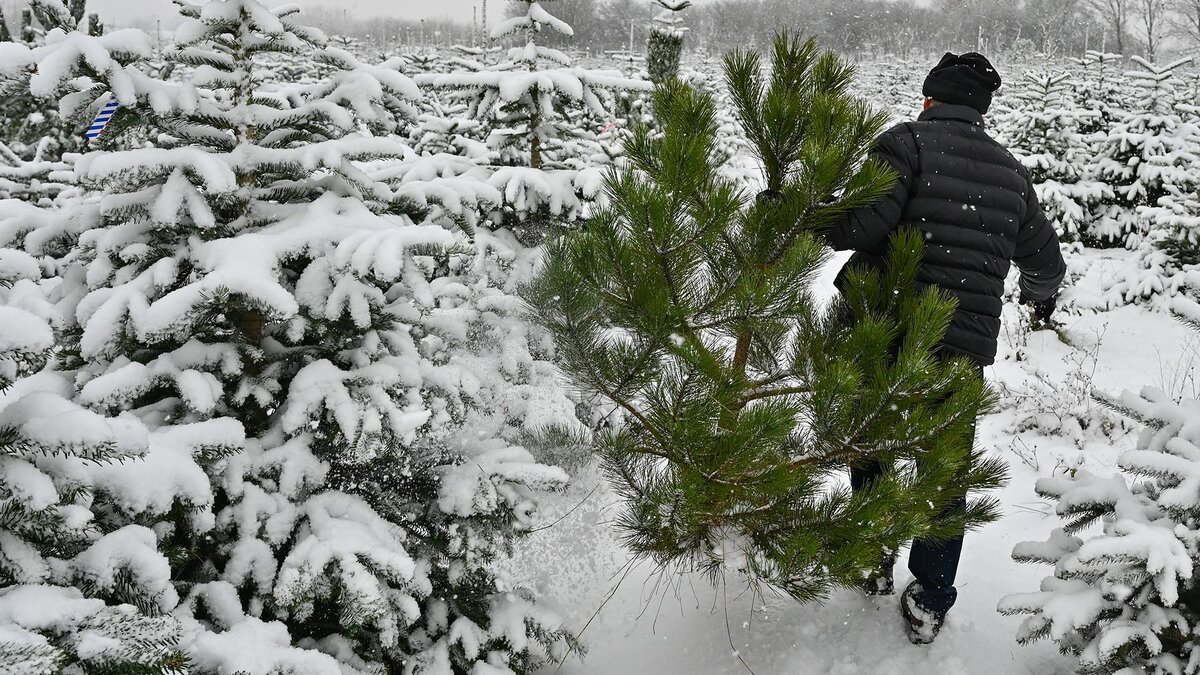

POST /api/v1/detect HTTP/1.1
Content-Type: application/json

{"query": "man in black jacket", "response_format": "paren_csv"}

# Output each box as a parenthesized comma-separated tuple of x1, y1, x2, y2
(823, 52, 1065, 644)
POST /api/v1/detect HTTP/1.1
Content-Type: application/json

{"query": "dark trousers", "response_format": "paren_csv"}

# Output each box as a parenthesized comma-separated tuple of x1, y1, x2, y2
(849, 359, 983, 615)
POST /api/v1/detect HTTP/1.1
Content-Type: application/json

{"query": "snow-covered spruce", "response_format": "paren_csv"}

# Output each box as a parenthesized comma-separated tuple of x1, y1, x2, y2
(1070, 51, 1127, 133)
(992, 70, 1109, 244)
(416, 0, 650, 171)
(414, 0, 649, 250)
(1088, 57, 1198, 251)
(0, 0, 119, 206)
(1087, 58, 1200, 309)
(0, 1, 578, 672)
(0, 235, 189, 671)
(1000, 295, 1200, 674)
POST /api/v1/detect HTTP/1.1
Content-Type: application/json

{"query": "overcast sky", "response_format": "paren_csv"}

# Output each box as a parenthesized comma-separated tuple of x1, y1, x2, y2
(89, 0, 928, 28)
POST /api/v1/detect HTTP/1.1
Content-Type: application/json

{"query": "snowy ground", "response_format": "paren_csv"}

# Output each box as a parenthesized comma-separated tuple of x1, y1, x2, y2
(511, 247, 1197, 675)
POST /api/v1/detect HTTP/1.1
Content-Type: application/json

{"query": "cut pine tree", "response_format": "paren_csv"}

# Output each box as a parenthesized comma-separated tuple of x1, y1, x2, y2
(525, 33, 1008, 602)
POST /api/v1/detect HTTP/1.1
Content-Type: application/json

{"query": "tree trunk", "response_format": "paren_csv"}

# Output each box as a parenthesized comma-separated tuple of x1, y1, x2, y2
(531, 133, 542, 169)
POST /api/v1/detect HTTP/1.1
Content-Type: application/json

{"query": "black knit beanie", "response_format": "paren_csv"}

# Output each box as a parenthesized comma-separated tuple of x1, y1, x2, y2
(922, 52, 1003, 114)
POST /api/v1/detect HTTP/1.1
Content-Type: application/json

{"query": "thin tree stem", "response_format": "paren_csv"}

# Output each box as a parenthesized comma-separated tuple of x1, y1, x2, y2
(739, 384, 812, 404)
(712, 322, 755, 434)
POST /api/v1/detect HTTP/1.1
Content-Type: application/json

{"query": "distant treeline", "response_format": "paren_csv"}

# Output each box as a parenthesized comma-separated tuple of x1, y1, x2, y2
(1, 0, 1184, 61)
(302, 0, 1163, 60)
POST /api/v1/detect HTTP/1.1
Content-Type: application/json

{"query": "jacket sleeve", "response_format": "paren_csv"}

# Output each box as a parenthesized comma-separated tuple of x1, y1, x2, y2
(1012, 171, 1066, 301)
(824, 124, 918, 252)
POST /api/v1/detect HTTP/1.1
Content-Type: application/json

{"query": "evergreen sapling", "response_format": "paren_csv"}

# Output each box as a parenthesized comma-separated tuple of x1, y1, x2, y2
(417, 0, 650, 247)
(646, 7, 687, 85)
(0, 0, 106, 166)
(526, 34, 1006, 601)
(416, 0, 650, 170)
(1090, 57, 1197, 250)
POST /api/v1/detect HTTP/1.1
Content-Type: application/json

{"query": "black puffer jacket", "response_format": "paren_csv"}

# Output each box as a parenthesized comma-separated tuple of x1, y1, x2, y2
(826, 103, 1066, 366)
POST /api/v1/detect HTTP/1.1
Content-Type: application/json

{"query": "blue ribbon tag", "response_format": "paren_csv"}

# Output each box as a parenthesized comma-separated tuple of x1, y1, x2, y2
(86, 95, 121, 139)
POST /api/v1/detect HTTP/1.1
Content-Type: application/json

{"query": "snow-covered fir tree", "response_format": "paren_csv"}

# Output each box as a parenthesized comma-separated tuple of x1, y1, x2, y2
(417, 0, 649, 170)
(1089, 57, 1197, 249)
(646, 5, 687, 85)
(0, 0, 580, 671)
(1064, 51, 1127, 253)
(1001, 295, 1200, 674)
(408, 95, 490, 160)
(407, 53, 492, 162)
(994, 70, 1109, 243)
(415, 1, 649, 247)
(1150, 188, 1200, 274)
(0, 0, 149, 208)
(403, 51, 451, 77)
(1070, 50, 1126, 138)
(0, 199, 187, 672)
(1090, 57, 1200, 305)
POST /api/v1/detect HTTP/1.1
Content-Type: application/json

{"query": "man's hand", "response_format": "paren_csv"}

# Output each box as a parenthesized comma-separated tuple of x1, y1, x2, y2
(1020, 291, 1057, 328)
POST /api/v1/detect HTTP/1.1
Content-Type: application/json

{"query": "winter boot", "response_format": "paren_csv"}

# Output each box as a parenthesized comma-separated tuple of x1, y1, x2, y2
(900, 580, 946, 644)
(860, 550, 897, 596)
